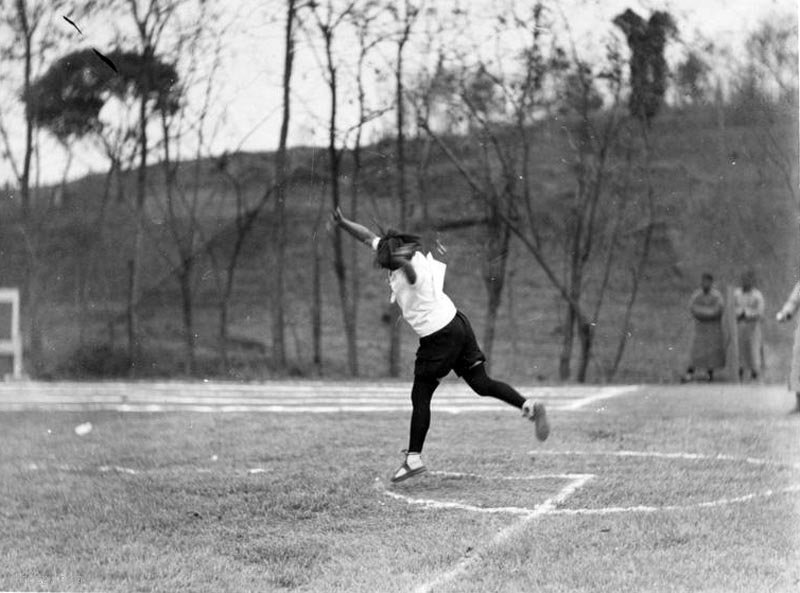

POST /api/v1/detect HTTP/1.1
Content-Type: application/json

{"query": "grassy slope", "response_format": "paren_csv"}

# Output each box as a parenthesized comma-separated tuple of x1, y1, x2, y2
(1, 105, 797, 382)
(0, 384, 798, 592)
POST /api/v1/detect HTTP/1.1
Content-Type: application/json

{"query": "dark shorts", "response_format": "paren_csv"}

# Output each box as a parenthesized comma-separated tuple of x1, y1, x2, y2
(414, 311, 487, 380)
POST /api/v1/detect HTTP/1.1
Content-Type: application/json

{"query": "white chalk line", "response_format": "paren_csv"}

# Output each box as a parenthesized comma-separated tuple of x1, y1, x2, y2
(0, 403, 561, 415)
(98, 465, 139, 475)
(384, 473, 595, 517)
(0, 402, 510, 414)
(0, 381, 632, 396)
(411, 473, 595, 593)
(389, 450, 800, 592)
(529, 449, 800, 471)
(21, 463, 282, 477)
(547, 484, 800, 516)
(0, 383, 641, 413)
(561, 385, 641, 410)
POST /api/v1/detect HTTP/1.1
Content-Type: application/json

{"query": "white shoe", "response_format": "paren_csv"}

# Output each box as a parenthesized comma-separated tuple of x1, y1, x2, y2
(522, 399, 550, 441)
(390, 450, 427, 483)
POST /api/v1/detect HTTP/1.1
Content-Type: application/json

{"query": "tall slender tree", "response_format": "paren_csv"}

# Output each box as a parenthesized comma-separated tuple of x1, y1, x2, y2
(386, 0, 420, 377)
(271, 0, 297, 372)
(308, 0, 359, 376)
(0, 0, 77, 374)
(121, 0, 183, 372)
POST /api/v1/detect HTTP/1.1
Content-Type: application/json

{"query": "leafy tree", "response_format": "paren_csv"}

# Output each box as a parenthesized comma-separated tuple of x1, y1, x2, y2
(25, 49, 109, 141)
(26, 48, 177, 137)
(675, 50, 710, 105)
(612, 9, 676, 125)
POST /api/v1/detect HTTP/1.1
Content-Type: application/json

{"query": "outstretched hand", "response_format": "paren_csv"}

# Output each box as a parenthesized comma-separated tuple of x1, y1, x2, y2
(326, 206, 344, 233)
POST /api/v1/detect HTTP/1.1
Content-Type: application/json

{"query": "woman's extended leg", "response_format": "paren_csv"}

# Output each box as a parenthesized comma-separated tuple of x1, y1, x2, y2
(462, 362, 525, 408)
(462, 363, 550, 441)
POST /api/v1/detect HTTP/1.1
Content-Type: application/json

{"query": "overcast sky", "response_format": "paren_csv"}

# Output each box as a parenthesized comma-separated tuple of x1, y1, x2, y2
(0, 0, 796, 187)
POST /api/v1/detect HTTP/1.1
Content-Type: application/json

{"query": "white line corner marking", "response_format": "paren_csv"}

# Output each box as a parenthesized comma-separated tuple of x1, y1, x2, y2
(403, 473, 594, 593)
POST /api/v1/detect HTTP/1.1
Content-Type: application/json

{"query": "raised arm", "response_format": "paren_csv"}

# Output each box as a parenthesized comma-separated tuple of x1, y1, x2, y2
(777, 282, 800, 322)
(333, 207, 379, 247)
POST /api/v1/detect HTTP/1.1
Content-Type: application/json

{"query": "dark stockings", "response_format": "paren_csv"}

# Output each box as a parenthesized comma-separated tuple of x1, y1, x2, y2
(408, 376, 439, 453)
(407, 364, 526, 453)
(462, 363, 526, 408)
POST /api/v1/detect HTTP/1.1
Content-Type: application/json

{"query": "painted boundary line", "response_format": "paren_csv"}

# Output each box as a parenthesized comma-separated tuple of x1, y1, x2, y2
(529, 449, 800, 472)
(561, 385, 640, 410)
(410, 473, 595, 593)
(384, 472, 595, 517)
(0, 403, 518, 414)
(0, 383, 642, 413)
(382, 450, 800, 592)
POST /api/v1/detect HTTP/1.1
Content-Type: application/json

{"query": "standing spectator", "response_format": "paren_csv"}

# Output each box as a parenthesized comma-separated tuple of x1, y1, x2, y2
(682, 273, 725, 382)
(734, 270, 765, 381)
(775, 280, 800, 413)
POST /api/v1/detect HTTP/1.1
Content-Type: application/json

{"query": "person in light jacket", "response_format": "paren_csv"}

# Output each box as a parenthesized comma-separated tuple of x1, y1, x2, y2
(733, 270, 765, 381)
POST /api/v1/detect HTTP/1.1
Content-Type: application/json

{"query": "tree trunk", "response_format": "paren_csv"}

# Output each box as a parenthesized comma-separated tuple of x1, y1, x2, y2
(558, 303, 576, 381)
(126, 258, 137, 372)
(77, 250, 88, 347)
(416, 134, 432, 229)
(323, 27, 358, 377)
(507, 266, 518, 376)
(576, 320, 594, 383)
(312, 228, 322, 372)
(219, 295, 230, 370)
(178, 267, 195, 375)
(20, 12, 33, 221)
(17, 5, 38, 373)
(272, 0, 296, 372)
(331, 188, 358, 375)
(128, 89, 149, 372)
(350, 135, 362, 376)
(389, 33, 408, 378)
(481, 220, 511, 368)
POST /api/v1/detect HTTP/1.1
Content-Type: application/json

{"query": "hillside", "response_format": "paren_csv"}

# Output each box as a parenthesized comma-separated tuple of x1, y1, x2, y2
(0, 103, 797, 383)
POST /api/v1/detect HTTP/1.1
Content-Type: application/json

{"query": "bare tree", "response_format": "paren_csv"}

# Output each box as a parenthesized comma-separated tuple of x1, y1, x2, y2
(607, 8, 677, 378)
(418, 3, 553, 367)
(307, 0, 359, 376)
(739, 16, 799, 216)
(211, 155, 276, 371)
(117, 0, 189, 373)
(0, 0, 67, 219)
(270, 0, 298, 372)
(345, 0, 388, 371)
(153, 2, 223, 375)
(385, 0, 421, 376)
(420, 5, 674, 382)
(0, 0, 75, 374)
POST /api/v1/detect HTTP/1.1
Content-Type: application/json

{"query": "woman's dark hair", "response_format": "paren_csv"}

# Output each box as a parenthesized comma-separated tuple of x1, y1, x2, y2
(375, 229, 422, 270)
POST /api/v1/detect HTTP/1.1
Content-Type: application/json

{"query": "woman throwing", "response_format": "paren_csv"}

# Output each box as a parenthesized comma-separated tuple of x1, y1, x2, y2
(333, 207, 550, 483)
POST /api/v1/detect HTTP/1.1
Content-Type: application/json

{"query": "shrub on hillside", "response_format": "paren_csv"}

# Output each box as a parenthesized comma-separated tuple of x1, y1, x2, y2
(58, 343, 134, 378)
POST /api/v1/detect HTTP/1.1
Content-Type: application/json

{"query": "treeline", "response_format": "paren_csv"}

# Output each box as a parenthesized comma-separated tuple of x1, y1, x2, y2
(0, 1, 796, 381)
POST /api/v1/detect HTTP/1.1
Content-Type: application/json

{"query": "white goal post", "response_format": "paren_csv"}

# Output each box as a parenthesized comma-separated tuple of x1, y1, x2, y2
(0, 288, 22, 380)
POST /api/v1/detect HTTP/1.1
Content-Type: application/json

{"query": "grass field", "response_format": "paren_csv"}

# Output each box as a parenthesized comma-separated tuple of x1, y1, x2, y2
(1, 381, 799, 592)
